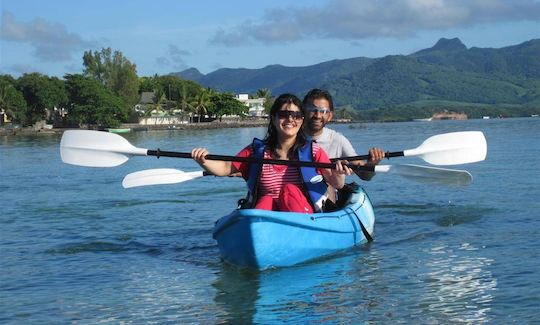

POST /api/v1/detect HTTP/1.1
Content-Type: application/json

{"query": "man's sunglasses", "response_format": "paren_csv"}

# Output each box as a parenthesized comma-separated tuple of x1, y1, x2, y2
(308, 106, 331, 115)
(276, 110, 304, 120)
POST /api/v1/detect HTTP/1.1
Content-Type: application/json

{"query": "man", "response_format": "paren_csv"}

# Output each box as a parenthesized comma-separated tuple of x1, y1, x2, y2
(302, 88, 385, 181)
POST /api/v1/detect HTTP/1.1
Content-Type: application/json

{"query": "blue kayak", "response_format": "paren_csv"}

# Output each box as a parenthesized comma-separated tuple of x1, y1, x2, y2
(212, 185, 375, 269)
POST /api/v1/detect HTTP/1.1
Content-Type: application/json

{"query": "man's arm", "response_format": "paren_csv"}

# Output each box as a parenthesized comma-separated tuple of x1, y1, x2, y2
(351, 147, 385, 181)
(339, 134, 383, 181)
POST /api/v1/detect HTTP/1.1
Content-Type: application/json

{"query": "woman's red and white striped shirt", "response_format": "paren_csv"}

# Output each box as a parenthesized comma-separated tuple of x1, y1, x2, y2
(232, 143, 330, 199)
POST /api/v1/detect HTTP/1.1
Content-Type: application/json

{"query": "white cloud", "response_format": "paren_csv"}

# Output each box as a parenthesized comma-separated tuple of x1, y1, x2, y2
(0, 11, 98, 62)
(210, 0, 540, 46)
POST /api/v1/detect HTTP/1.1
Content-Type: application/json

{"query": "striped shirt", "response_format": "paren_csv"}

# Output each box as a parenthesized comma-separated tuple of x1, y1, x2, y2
(232, 143, 330, 199)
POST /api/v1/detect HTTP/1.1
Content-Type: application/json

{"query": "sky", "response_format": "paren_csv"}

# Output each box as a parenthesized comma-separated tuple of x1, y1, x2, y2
(1, 0, 539, 78)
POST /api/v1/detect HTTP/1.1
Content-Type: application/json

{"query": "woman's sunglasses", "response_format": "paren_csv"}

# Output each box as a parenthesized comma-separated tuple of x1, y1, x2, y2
(276, 110, 304, 120)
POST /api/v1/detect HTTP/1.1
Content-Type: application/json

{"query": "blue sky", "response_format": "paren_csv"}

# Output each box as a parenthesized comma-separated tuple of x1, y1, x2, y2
(1, 0, 539, 78)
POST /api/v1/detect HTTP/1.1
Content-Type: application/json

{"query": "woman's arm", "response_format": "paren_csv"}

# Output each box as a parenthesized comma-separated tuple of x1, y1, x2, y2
(191, 148, 238, 176)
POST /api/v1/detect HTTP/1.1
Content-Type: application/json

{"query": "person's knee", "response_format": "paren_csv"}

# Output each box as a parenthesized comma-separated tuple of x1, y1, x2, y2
(279, 184, 313, 213)
(255, 195, 275, 210)
(282, 183, 303, 196)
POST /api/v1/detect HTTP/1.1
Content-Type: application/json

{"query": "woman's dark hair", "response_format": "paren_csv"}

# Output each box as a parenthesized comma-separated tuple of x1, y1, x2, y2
(302, 88, 334, 112)
(264, 93, 306, 158)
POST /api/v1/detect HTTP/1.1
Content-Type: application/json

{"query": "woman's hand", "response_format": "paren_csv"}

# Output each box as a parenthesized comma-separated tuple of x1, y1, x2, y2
(323, 160, 351, 189)
(334, 160, 353, 176)
(191, 147, 209, 166)
(191, 147, 234, 176)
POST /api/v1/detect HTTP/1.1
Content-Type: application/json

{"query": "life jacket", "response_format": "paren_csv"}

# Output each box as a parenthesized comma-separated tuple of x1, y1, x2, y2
(246, 138, 328, 211)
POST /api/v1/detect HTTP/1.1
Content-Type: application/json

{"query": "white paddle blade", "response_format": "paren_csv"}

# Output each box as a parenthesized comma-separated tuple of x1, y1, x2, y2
(405, 131, 487, 165)
(60, 130, 146, 167)
(122, 169, 205, 188)
(376, 164, 472, 186)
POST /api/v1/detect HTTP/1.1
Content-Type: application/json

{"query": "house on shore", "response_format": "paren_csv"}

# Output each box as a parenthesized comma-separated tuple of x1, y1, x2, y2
(431, 111, 468, 120)
(236, 94, 266, 117)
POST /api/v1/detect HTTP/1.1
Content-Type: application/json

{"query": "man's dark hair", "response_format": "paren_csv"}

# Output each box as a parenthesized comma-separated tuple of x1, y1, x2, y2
(302, 88, 334, 111)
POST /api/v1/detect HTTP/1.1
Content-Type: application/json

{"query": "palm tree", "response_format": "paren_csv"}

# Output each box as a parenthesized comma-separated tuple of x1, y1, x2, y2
(144, 88, 167, 124)
(256, 88, 271, 99)
(256, 88, 273, 114)
(176, 83, 195, 123)
(191, 88, 212, 123)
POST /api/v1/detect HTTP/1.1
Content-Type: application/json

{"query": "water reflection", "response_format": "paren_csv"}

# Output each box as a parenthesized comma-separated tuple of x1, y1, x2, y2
(213, 248, 385, 324)
(418, 243, 497, 323)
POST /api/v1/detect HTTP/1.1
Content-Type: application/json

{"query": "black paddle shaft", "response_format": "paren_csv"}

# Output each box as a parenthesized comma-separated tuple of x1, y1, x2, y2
(146, 149, 376, 172)
(331, 151, 404, 162)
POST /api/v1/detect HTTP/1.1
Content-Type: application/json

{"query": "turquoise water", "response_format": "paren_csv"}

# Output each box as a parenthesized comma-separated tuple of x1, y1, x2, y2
(1, 118, 539, 323)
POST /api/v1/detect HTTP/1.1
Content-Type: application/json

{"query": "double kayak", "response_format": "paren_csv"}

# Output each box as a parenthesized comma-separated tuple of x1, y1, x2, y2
(212, 184, 375, 269)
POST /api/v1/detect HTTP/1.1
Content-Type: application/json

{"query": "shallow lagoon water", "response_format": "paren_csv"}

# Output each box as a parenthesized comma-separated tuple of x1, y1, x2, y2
(1, 118, 539, 323)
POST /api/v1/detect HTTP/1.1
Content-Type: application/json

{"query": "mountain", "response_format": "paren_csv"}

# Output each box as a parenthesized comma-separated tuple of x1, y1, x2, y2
(326, 38, 540, 108)
(172, 57, 375, 96)
(178, 67, 205, 81)
(173, 38, 540, 110)
(411, 38, 540, 77)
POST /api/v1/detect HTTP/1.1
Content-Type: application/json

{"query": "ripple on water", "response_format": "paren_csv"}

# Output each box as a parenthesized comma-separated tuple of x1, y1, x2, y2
(377, 202, 495, 227)
(46, 240, 165, 256)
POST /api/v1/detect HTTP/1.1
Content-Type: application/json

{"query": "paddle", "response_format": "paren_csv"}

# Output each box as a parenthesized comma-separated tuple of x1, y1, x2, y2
(331, 131, 487, 165)
(121, 165, 473, 188)
(60, 130, 398, 172)
(60, 130, 486, 168)
(122, 169, 210, 188)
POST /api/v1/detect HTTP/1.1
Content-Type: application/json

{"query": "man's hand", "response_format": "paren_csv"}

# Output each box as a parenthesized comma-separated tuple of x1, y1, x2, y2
(366, 147, 385, 166)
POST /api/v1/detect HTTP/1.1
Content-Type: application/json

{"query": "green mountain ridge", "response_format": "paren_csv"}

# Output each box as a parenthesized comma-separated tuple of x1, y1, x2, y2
(173, 38, 540, 111)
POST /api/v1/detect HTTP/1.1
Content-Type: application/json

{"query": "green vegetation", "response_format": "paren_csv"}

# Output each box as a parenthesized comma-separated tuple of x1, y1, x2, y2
(64, 74, 128, 127)
(83, 48, 140, 107)
(1, 48, 253, 128)
(209, 92, 248, 121)
(349, 101, 540, 122)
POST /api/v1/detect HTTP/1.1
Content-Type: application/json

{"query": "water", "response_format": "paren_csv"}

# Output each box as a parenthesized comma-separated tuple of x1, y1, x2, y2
(1, 118, 539, 323)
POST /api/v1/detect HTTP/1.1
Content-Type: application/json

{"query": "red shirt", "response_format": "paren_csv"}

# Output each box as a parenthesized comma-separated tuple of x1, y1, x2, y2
(232, 143, 331, 199)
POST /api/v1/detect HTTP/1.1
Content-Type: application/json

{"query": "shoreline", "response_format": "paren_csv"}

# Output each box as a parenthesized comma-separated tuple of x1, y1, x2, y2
(0, 118, 359, 137)
(0, 119, 270, 136)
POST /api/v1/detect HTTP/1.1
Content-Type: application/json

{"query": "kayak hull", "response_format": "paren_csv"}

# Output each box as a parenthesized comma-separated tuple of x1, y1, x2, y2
(212, 187, 375, 269)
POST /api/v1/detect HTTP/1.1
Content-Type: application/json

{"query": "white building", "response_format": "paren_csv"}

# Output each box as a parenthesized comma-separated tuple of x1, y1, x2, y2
(236, 94, 266, 117)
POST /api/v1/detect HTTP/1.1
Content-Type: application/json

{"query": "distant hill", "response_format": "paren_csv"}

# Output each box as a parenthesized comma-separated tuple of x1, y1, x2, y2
(173, 38, 540, 110)
(411, 38, 540, 78)
(172, 57, 374, 96)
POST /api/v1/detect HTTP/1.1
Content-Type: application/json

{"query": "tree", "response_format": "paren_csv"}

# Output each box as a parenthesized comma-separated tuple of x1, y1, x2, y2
(83, 48, 140, 107)
(209, 92, 248, 121)
(149, 88, 167, 114)
(175, 82, 194, 122)
(255, 88, 273, 114)
(64, 74, 128, 127)
(0, 77, 27, 125)
(152, 75, 201, 101)
(139, 76, 158, 93)
(191, 88, 212, 123)
(16, 73, 68, 125)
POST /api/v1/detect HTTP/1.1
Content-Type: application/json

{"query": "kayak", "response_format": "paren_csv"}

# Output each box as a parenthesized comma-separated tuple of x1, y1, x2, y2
(107, 128, 131, 133)
(212, 185, 375, 269)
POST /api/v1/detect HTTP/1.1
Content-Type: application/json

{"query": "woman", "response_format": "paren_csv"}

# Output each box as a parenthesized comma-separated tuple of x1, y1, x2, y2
(191, 93, 351, 213)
